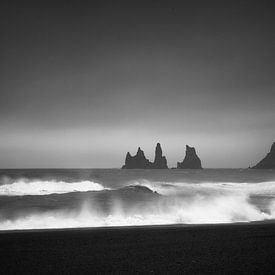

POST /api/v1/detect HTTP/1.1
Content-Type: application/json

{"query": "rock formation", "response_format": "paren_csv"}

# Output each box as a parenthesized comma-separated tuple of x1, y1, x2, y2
(252, 142, 275, 169)
(177, 145, 202, 169)
(153, 143, 168, 169)
(122, 147, 152, 169)
(122, 143, 168, 169)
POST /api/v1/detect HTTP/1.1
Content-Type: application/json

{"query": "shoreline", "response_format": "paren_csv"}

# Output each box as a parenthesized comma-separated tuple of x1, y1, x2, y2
(2, 222, 275, 273)
(1, 219, 275, 234)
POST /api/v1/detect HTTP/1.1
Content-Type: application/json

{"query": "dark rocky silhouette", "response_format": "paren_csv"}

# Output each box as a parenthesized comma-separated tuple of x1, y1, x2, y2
(122, 143, 168, 169)
(153, 143, 168, 169)
(252, 142, 275, 169)
(122, 147, 152, 169)
(177, 145, 202, 169)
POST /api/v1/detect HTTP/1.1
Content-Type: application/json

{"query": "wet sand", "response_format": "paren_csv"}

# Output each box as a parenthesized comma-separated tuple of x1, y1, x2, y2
(1, 223, 275, 274)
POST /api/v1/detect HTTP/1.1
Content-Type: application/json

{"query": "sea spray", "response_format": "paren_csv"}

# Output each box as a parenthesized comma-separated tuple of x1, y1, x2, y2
(1, 181, 275, 230)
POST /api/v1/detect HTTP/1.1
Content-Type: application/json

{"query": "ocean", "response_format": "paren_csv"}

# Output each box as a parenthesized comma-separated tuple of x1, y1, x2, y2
(1, 168, 275, 230)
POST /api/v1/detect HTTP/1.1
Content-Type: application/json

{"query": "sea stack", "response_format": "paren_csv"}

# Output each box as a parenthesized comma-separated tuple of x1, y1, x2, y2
(177, 145, 202, 169)
(252, 142, 275, 169)
(122, 147, 152, 169)
(122, 143, 168, 169)
(153, 143, 168, 169)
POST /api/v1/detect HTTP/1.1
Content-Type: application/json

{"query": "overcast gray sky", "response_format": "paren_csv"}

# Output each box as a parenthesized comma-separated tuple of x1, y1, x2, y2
(0, 1, 274, 168)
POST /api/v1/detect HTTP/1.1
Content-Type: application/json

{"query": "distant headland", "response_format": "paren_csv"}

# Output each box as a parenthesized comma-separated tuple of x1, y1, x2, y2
(252, 142, 275, 169)
(122, 143, 202, 169)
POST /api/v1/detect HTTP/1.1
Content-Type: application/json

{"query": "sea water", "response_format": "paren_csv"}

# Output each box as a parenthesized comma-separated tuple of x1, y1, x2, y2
(0, 168, 275, 230)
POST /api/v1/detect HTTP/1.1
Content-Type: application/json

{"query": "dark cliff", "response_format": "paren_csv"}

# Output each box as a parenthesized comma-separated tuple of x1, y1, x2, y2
(177, 145, 202, 169)
(252, 142, 275, 169)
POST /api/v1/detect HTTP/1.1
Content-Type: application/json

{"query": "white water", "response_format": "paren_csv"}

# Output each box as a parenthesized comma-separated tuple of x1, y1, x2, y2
(0, 194, 274, 230)
(1, 179, 275, 230)
(0, 179, 107, 196)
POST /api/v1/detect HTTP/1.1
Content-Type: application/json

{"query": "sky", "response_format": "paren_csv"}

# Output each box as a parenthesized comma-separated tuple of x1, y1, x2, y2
(0, 0, 274, 168)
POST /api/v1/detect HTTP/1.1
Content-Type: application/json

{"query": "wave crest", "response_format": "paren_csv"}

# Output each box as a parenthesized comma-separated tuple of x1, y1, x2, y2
(0, 179, 107, 196)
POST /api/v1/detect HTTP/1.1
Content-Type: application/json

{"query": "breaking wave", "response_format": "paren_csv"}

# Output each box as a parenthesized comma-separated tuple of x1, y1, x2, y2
(1, 179, 275, 230)
(0, 194, 275, 230)
(0, 179, 107, 196)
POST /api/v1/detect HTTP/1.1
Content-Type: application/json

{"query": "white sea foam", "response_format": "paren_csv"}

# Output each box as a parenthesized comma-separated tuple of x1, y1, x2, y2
(1, 180, 275, 230)
(0, 179, 107, 196)
(0, 195, 273, 230)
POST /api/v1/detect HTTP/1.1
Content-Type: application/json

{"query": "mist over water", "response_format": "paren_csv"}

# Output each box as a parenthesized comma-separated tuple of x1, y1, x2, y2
(1, 169, 275, 230)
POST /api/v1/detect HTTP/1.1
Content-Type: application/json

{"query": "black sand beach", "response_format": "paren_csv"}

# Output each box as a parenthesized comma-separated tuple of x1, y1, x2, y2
(1, 223, 275, 274)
